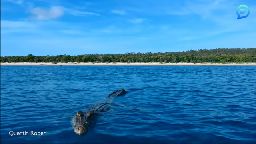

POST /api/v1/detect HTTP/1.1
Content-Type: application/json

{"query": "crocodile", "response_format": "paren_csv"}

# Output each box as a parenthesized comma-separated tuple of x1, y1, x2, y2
(72, 89, 127, 135)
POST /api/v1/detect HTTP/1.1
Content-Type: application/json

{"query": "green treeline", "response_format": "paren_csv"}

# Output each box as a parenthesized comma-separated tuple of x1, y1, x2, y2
(1, 48, 256, 63)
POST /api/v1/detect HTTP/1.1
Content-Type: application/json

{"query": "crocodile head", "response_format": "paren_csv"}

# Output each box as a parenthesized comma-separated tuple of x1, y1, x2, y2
(73, 111, 88, 135)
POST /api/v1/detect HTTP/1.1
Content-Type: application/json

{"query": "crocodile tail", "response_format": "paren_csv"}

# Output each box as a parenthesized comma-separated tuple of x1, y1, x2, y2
(108, 89, 127, 98)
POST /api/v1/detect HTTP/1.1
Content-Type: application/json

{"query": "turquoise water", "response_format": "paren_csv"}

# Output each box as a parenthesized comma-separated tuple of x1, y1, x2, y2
(1, 66, 256, 144)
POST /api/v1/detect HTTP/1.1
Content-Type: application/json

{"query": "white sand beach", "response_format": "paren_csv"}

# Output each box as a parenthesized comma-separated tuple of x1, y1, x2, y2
(1, 62, 256, 66)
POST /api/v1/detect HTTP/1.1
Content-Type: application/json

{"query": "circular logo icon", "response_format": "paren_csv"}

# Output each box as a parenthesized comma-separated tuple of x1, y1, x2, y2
(236, 5, 250, 19)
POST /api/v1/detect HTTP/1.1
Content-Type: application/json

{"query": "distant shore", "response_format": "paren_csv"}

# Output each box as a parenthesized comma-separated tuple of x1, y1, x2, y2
(1, 62, 256, 66)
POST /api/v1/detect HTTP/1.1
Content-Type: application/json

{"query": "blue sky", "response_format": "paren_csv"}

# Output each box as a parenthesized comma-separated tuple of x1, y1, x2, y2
(1, 0, 256, 56)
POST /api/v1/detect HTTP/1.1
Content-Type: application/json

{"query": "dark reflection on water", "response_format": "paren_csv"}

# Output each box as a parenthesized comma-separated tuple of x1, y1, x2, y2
(1, 66, 256, 144)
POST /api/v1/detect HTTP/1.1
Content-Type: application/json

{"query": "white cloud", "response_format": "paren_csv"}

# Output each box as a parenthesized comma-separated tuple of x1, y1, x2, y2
(31, 6, 64, 20)
(111, 9, 127, 15)
(30, 6, 100, 20)
(167, 0, 227, 17)
(1, 20, 34, 29)
(64, 8, 100, 16)
(1, 20, 44, 35)
(129, 18, 145, 24)
(7, 0, 24, 5)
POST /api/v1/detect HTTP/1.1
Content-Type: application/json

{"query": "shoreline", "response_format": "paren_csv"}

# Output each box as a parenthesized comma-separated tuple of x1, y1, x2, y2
(1, 62, 256, 66)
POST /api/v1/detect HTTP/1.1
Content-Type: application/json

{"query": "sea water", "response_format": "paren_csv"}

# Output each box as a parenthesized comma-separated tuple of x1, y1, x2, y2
(1, 66, 256, 144)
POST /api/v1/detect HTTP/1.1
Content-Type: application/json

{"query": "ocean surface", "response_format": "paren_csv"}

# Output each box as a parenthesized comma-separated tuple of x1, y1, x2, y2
(1, 66, 256, 144)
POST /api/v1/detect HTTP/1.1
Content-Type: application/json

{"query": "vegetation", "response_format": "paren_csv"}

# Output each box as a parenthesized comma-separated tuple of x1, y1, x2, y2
(1, 48, 256, 63)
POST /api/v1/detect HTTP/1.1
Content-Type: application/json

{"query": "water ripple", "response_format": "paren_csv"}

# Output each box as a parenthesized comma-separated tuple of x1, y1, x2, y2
(1, 66, 256, 144)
